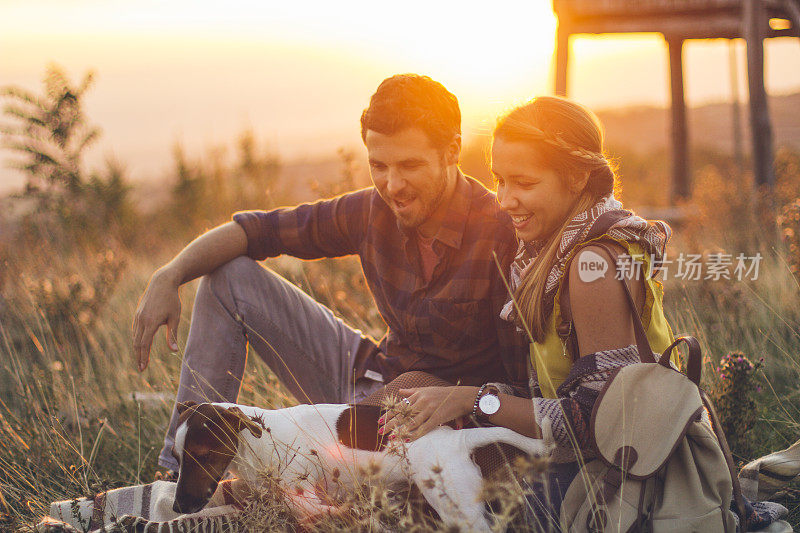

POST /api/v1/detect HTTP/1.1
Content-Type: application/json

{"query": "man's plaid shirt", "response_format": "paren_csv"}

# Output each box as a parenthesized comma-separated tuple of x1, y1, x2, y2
(233, 173, 528, 390)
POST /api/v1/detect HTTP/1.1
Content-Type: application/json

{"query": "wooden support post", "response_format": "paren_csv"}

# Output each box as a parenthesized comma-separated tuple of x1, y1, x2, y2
(744, 0, 775, 192)
(783, 0, 800, 38)
(555, 23, 570, 96)
(729, 40, 744, 175)
(667, 36, 690, 203)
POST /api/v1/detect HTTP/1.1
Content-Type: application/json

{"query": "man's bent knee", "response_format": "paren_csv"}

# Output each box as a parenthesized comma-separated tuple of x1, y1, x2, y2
(206, 256, 293, 293)
(208, 255, 263, 282)
(203, 256, 281, 299)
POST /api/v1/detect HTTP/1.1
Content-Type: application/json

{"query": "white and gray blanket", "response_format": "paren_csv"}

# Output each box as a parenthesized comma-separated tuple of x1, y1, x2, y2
(37, 479, 244, 532)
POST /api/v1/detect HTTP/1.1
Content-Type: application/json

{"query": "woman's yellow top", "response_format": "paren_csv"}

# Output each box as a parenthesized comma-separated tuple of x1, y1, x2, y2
(531, 237, 675, 398)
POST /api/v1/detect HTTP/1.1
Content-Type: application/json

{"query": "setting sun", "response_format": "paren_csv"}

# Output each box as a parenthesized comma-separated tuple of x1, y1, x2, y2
(1, 0, 798, 190)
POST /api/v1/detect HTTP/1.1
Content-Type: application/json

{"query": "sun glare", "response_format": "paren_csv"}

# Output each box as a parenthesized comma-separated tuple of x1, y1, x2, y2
(3, 0, 798, 192)
(0, 1, 558, 113)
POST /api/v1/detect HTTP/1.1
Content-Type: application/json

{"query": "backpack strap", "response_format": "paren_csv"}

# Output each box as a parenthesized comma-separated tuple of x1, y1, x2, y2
(659, 336, 702, 386)
(701, 390, 750, 531)
(559, 238, 657, 363)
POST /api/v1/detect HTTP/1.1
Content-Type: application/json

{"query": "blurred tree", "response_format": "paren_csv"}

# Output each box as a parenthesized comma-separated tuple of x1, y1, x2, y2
(168, 130, 282, 236)
(206, 144, 230, 216)
(84, 158, 137, 239)
(236, 129, 281, 210)
(170, 142, 207, 230)
(1, 64, 139, 247)
(1, 64, 100, 200)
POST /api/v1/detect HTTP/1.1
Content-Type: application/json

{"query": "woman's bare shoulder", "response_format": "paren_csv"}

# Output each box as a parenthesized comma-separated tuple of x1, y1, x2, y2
(566, 242, 646, 357)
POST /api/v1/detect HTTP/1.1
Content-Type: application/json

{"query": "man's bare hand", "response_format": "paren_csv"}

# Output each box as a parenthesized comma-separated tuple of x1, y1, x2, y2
(133, 268, 182, 372)
(130, 222, 248, 372)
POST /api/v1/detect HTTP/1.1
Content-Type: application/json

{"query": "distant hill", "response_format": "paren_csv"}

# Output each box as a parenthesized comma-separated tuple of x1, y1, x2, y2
(597, 92, 800, 154)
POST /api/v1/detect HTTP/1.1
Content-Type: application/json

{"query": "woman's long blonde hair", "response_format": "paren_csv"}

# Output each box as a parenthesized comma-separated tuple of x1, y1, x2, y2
(492, 96, 620, 343)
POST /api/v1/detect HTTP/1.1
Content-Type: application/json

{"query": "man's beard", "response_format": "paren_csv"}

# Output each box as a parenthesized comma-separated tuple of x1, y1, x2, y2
(397, 159, 449, 230)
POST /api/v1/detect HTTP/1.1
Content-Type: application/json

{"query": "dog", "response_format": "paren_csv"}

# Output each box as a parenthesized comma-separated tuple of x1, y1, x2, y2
(171, 401, 552, 531)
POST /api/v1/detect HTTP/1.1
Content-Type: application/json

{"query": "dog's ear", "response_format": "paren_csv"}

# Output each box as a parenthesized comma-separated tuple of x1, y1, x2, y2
(176, 400, 198, 415)
(226, 407, 263, 439)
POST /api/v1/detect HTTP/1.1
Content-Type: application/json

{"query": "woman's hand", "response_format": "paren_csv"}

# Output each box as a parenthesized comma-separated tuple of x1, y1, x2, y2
(378, 386, 478, 441)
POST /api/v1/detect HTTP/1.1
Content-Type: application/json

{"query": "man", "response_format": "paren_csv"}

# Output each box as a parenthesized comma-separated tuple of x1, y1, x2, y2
(132, 74, 527, 473)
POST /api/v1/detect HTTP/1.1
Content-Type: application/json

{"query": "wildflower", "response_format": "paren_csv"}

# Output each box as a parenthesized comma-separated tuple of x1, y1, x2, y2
(710, 351, 764, 456)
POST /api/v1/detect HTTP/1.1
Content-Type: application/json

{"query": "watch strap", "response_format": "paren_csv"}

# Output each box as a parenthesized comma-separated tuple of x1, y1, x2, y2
(471, 384, 489, 418)
(474, 384, 501, 421)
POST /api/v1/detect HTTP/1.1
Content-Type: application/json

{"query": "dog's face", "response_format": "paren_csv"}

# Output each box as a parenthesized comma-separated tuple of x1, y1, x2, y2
(171, 402, 263, 514)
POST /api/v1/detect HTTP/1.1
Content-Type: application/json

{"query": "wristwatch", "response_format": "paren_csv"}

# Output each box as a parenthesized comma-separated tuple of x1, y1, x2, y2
(473, 384, 501, 421)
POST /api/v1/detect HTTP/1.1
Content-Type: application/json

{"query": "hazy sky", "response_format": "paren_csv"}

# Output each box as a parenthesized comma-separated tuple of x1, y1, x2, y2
(2, 0, 799, 191)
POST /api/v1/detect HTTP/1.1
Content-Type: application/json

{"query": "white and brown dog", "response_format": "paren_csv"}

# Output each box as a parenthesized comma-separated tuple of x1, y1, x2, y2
(171, 401, 551, 531)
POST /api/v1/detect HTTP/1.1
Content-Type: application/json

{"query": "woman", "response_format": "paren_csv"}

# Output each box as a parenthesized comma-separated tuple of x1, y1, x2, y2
(377, 96, 676, 521)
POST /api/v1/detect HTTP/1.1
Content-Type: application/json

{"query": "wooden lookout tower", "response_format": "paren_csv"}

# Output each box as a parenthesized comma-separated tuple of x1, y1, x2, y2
(552, 0, 800, 204)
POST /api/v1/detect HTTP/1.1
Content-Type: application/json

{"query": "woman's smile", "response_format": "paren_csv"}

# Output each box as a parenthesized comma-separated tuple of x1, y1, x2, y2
(510, 213, 534, 230)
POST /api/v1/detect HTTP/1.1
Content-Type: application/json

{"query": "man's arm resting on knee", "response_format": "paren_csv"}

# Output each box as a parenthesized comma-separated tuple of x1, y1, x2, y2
(158, 222, 248, 285)
(132, 222, 248, 372)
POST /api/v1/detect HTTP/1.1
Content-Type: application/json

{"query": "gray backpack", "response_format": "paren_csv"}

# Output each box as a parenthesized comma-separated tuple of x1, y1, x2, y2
(557, 241, 746, 532)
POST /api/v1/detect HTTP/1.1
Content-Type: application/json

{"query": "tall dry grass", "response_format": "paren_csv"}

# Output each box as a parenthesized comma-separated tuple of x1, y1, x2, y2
(1, 141, 800, 530)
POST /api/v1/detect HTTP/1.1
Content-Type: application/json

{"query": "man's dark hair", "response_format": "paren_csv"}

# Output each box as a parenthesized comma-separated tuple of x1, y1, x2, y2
(360, 74, 461, 149)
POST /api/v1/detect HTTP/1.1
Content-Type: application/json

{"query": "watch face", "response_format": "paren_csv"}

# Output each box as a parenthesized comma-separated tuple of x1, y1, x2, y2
(479, 394, 501, 416)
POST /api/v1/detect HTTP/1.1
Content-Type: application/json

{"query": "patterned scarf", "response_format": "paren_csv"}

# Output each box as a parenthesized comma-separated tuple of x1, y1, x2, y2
(500, 193, 672, 327)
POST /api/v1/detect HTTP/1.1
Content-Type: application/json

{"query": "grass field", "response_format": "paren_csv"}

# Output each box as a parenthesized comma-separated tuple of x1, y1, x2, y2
(2, 148, 800, 530)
